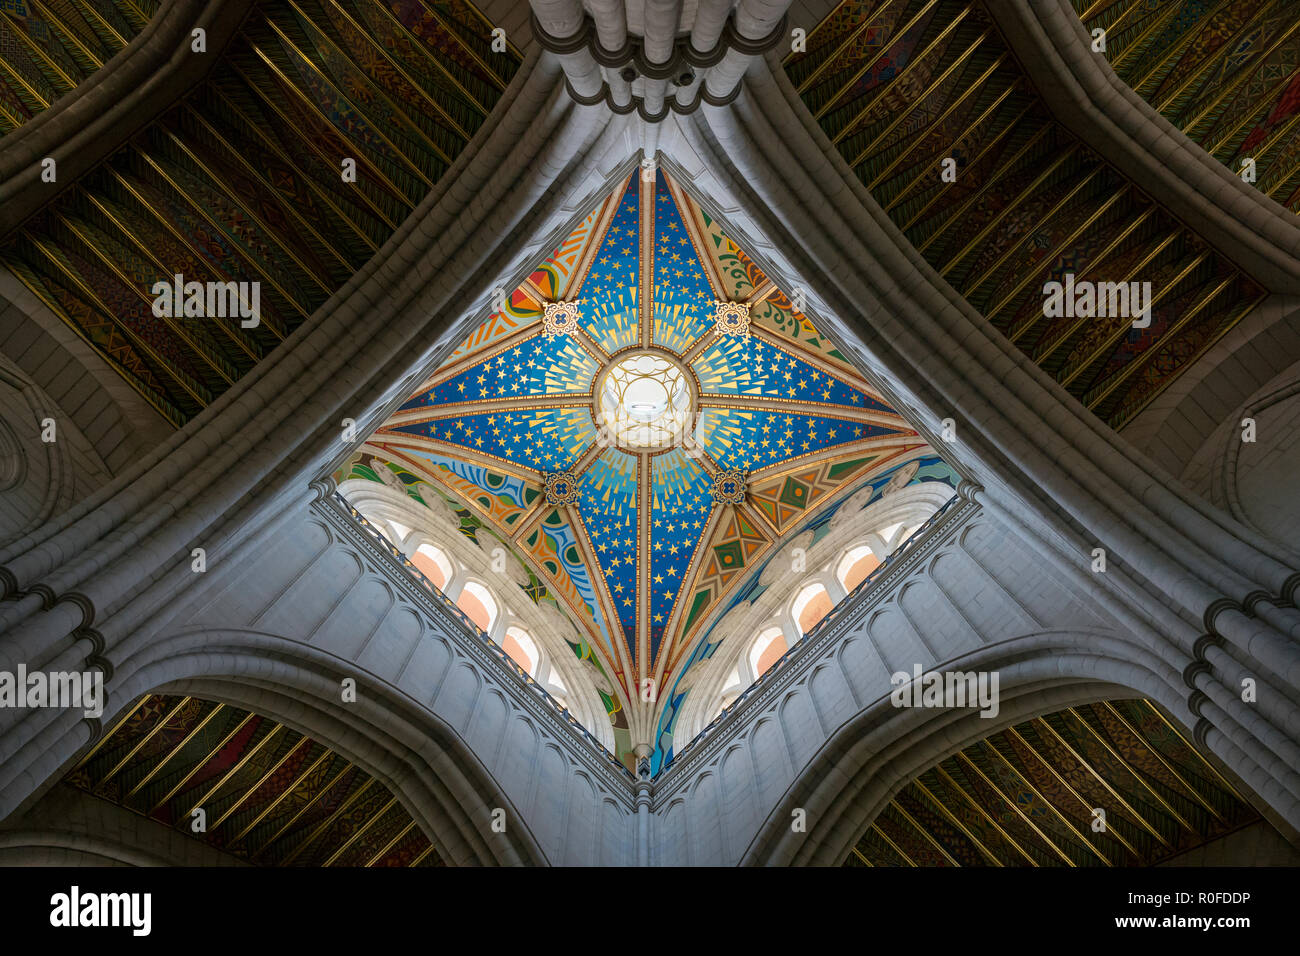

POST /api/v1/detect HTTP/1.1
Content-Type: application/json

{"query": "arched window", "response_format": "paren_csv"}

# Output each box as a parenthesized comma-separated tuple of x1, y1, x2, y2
(502, 626, 539, 674)
(792, 583, 833, 636)
(748, 627, 788, 678)
(388, 519, 413, 542)
(411, 543, 452, 591)
(837, 545, 881, 592)
(457, 580, 497, 632)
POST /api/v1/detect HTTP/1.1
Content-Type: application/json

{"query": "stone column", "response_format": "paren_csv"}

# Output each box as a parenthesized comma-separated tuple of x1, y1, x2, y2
(532, 0, 792, 120)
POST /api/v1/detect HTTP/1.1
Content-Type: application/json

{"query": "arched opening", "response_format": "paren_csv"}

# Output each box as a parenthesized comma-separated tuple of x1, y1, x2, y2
(411, 543, 452, 590)
(502, 626, 539, 674)
(839, 698, 1296, 867)
(837, 545, 881, 592)
(334, 477, 618, 753)
(36, 693, 447, 867)
(546, 669, 569, 710)
(663, 482, 961, 748)
(792, 583, 833, 636)
(876, 522, 904, 547)
(456, 580, 497, 632)
(748, 627, 788, 678)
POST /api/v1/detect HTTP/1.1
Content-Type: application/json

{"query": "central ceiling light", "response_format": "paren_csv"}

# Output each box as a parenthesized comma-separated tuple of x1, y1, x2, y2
(596, 350, 696, 451)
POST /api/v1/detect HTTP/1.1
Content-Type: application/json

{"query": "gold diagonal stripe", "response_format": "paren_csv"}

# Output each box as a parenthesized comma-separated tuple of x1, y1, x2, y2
(245, 756, 354, 855)
(124, 704, 228, 800)
(74, 695, 149, 770)
(280, 776, 376, 865)
(187, 723, 286, 821)
(324, 795, 398, 866)
(364, 819, 419, 867)
(148, 712, 257, 815)
(815, 0, 941, 124)
(223, 744, 331, 840)
(953, 750, 1077, 866)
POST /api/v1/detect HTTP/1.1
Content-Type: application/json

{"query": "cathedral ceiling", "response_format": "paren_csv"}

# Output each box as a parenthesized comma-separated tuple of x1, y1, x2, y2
(0, 0, 1286, 433)
(0, 0, 520, 427)
(0, 0, 160, 131)
(66, 693, 442, 866)
(0, 0, 1288, 869)
(787, 0, 1269, 430)
(1073, 0, 1300, 213)
(64, 694, 1258, 868)
(351, 166, 947, 757)
(846, 698, 1261, 866)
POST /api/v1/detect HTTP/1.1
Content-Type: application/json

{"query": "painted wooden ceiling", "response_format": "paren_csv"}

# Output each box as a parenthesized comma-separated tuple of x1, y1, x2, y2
(787, 0, 1271, 430)
(0, 0, 1284, 433)
(845, 698, 1261, 866)
(0, 0, 161, 131)
(1073, 0, 1300, 213)
(67, 693, 442, 866)
(0, 0, 520, 427)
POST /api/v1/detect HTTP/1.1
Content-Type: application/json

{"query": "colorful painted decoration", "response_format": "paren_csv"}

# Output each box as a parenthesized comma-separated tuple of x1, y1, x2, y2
(542, 300, 583, 337)
(784, 0, 1266, 431)
(712, 300, 751, 336)
(544, 471, 582, 505)
(367, 167, 925, 717)
(0, 0, 520, 427)
(710, 469, 747, 505)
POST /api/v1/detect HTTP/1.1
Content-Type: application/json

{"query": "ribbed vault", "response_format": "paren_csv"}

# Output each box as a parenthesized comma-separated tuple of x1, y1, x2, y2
(1073, 0, 1300, 213)
(0, 0, 1298, 869)
(0, 0, 162, 131)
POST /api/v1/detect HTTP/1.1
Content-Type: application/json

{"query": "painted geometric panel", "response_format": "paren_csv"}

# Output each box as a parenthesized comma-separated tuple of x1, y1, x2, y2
(749, 455, 883, 533)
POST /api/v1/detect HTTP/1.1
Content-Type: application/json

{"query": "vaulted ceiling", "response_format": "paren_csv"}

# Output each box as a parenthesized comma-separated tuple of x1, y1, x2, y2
(1, 0, 1289, 433)
(348, 165, 953, 762)
(845, 698, 1261, 866)
(1073, 0, 1300, 213)
(0, 0, 160, 130)
(0, 0, 520, 427)
(2, 1, 1285, 865)
(66, 693, 442, 866)
(787, 0, 1271, 430)
(63, 695, 1264, 866)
